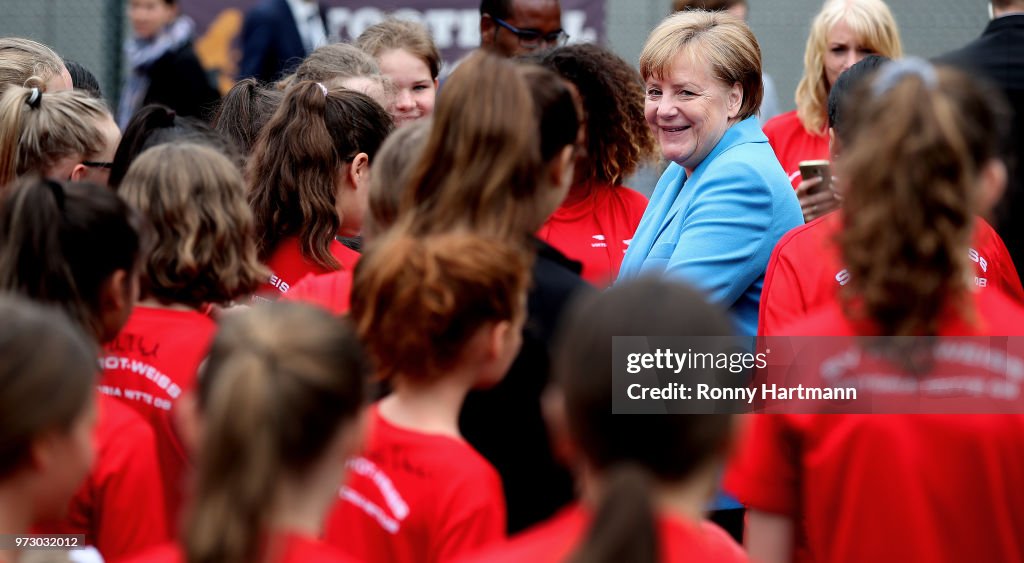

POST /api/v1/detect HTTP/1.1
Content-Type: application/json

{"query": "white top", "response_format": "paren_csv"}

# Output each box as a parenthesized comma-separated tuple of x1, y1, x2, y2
(285, 0, 328, 54)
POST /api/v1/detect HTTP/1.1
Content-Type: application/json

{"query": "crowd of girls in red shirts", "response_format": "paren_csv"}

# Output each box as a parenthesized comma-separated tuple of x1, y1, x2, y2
(1, 2, 1023, 562)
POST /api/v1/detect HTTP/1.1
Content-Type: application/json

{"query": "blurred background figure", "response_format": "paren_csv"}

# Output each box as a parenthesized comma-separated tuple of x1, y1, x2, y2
(671, 0, 780, 124)
(238, 0, 328, 83)
(0, 297, 99, 563)
(119, 0, 220, 127)
(479, 0, 567, 58)
(763, 0, 901, 222)
(939, 0, 1024, 276)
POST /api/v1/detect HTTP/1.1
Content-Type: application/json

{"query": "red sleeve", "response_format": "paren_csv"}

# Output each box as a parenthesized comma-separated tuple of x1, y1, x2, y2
(93, 401, 171, 561)
(758, 238, 806, 337)
(435, 465, 507, 563)
(282, 272, 353, 316)
(722, 414, 800, 517)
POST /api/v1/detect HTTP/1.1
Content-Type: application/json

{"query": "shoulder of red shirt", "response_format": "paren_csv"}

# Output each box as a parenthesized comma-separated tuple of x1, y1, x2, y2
(778, 287, 1024, 337)
(456, 503, 746, 563)
(280, 270, 354, 315)
(370, 408, 502, 486)
(121, 534, 359, 563)
(59, 394, 170, 561)
(262, 237, 361, 297)
(761, 110, 802, 139)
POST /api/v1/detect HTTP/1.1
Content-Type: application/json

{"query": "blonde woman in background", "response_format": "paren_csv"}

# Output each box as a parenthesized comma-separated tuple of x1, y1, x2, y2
(762, 0, 901, 221)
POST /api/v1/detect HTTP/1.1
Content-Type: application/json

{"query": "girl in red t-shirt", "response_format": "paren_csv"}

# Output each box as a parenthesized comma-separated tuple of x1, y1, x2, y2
(323, 232, 531, 563)
(727, 62, 1024, 563)
(247, 81, 393, 298)
(463, 278, 747, 563)
(0, 177, 169, 560)
(283, 120, 430, 315)
(0, 299, 97, 563)
(534, 44, 656, 287)
(127, 303, 367, 563)
(110, 142, 266, 526)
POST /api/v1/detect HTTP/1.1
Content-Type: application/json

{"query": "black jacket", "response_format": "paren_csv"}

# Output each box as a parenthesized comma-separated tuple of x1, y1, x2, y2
(238, 0, 328, 83)
(938, 15, 1024, 275)
(143, 41, 221, 122)
(459, 239, 592, 534)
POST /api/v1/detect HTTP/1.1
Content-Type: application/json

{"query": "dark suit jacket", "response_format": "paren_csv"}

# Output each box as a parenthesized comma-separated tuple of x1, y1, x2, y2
(938, 15, 1024, 275)
(144, 41, 221, 122)
(459, 239, 592, 534)
(238, 0, 327, 83)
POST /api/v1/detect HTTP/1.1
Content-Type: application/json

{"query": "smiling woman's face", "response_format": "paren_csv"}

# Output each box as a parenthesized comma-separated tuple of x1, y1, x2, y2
(644, 52, 742, 174)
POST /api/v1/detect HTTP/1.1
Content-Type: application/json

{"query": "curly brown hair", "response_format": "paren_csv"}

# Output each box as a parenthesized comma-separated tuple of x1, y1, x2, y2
(538, 44, 656, 186)
(120, 143, 267, 308)
(839, 64, 1010, 336)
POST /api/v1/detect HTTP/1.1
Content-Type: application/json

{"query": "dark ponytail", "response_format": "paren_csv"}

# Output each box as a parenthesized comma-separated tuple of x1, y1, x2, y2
(0, 176, 143, 342)
(569, 465, 658, 563)
(248, 81, 392, 269)
(211, 78, 283, 156)
(110, 104, 240, 188)
(554, 278, 736, 561)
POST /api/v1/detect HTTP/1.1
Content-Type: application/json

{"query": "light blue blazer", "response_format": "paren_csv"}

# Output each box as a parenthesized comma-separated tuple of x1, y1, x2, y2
(618, 116, 802, 336)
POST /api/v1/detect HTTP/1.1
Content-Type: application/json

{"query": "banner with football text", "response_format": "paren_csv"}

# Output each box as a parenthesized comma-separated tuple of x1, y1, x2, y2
(182, 0, 604, 93)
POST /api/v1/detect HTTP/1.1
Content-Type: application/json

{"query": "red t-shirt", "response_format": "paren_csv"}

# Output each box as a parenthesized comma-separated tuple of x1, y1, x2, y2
(324, 406, 506, 563)
(124, 533, 359, 563)
(258, 237, 360, 298)
(726, 291, 1024, 563)
(280, 270, 353, 315)
(36, 394, 169, 562)
(762, 110, 830, 190)
(537, 183, 648, 287)
(759, 212, 1024, 336)
(99, 306, 216, 525)
(459, 503, 747, 563)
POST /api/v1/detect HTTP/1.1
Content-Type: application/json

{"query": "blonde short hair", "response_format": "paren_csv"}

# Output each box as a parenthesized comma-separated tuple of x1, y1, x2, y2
(639, 10, 762, 121)
(795, 0, 902, 134)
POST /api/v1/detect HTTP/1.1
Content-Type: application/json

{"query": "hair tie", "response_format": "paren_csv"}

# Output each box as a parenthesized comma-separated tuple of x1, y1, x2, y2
(316, 82, 329, 97)
(44, 179, 65, 211)
(872, 57, 938, 97)
(25, 87, 42, 109)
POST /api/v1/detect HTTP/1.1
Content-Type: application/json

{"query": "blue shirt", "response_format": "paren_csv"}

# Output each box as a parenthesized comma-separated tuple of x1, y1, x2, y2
(618, 116, 802, 336)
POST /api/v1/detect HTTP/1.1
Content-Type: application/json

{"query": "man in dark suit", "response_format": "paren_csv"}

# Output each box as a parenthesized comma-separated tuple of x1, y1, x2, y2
(939, 0, 1024, 275)
(238, 0, 329, 83)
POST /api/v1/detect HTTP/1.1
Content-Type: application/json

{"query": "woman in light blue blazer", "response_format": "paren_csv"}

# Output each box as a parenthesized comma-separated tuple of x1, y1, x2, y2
(618, 10, 802, 337)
